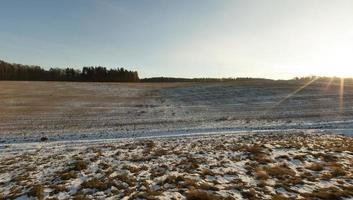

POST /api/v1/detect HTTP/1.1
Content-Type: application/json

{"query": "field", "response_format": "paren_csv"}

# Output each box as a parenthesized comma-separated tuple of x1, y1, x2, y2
(1, 80, 353, 199)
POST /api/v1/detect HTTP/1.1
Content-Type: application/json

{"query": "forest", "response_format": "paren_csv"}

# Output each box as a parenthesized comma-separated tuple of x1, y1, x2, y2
(0, 60, 139, 82)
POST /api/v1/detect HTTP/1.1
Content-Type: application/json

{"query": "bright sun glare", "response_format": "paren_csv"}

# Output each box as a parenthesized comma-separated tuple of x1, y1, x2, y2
(296, 65, 353, 78)
(318, 67, 353, 77)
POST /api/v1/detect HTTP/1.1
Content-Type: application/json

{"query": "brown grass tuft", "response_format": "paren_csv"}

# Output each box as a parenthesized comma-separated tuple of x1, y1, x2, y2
(72, 160, 87, 171)
(28, 184, 44, 200)
(255, 168, 269, 180)
(265, 164, 296, 179)
(186, 190, 220, 200)
(306, 163, 324, 171)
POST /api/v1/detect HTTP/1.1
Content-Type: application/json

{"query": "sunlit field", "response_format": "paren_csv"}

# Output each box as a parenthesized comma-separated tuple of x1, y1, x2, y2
(1, 79, 353, 199)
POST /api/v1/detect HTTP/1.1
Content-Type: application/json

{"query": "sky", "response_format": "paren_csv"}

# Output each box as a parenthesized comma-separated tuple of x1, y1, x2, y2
(1, 0, 353, 79)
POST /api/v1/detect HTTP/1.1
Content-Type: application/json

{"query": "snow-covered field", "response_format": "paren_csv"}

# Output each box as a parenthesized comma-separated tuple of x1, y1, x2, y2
(1, 80, 353, 143)
(1, 80, 353, 199)
(1, 132, 353, 199)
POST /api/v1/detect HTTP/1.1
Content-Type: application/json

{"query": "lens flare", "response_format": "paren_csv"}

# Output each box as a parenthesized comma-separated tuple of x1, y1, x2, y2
(271, 77, 319, 110)
(340, 78, 345, 113)
(325, 77, 334, 90)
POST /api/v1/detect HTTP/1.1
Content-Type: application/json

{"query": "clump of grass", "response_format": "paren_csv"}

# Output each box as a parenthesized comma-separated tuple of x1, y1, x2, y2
(320, 153, 337, 162)
(162, 175, 185, 185)
(81, 178, 109, 191)
(255, 168, 269, 180)
(300, 171, 316, 182)
(200, 168, 215, 177)
(271, 194, 290, 200)
(254, 154, 273, 164)
(245, 145, 264, 155)
(14, 174, 30, 183)
(129, 154, 153, 162)
(150, 165, 168, 178)
(6, 186, 22, 199)
(153, 148, 169, 157)
(71, 160, 87, 171)
(320, 172, 333, 181)
(57, 170, 77, 180)
(302, 186, 353, 200)
(243, 145, 272, 164)
(98, 162, 110, 170)
(72, 194, 87, 200)
(293, 154, 306, 162)
(198, 183, 219, 191)
(331, 167, 346, 177)
(279, 176, 304, 186)
(178, 178, 198, 189)
(306, 163, 324, 171)
(276, 155, 291, 160)
(186, 190, 220, 200)
(241, 188, 257, 200)
(50, 184, 67, 195)
(139, 165, 149, 171)
(133, 190, 163, 200)
(145, 140, 156, 149)
(28, 184, 44, 200)
(265, 164, 296, 179)
(115, 173, 137, 187)
(122, 164, 139, 173)
(178, 155, 201, 172)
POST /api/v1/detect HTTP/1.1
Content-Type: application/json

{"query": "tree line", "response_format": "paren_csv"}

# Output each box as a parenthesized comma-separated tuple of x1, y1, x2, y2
(0, 60, 139, 82)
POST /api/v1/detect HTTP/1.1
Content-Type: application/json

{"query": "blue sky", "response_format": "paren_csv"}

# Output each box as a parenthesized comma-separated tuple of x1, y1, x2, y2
(1, 0, 353, 78)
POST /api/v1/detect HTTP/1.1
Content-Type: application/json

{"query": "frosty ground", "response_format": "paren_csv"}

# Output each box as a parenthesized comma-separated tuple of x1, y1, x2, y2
(1, 132, 353, 200)
(1, 80, 353, 199)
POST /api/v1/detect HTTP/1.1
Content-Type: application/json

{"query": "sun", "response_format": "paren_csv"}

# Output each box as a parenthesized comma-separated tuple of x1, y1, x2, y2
(317, 66, 353, 78)
(294, 65, 353, 78)
(290, 41, 353, 78)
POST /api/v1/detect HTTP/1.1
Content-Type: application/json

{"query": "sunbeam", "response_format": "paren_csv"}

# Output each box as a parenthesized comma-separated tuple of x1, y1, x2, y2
(270, 77, 319, 110)
(340, 78, 345, 113)
(325, 77, 334, 90)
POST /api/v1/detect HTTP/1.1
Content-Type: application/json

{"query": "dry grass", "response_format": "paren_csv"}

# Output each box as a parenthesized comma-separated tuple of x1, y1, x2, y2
(115, 173, 137, 187)
(265, 164, 296, 179)
(302, 187, 353, 200)
(50, 184, 67, 195)
(200, 168, 216, 177)
(271, 194, 290, 200)
(186, 190, 221, 200)
(241, 188, 257, 200)
(71, 160, 87, 171)
(133, 190, 163, 200)
(198, 183, 219, 191)
(57, 170, 77, 180)
(81, 178, 115, 191)
(306, 163, 324, 171)
(161, 175, 185, 185)
(255, 168, 269, 180)
(2, 132, 353, 200)
(28, 184, 44, 200)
